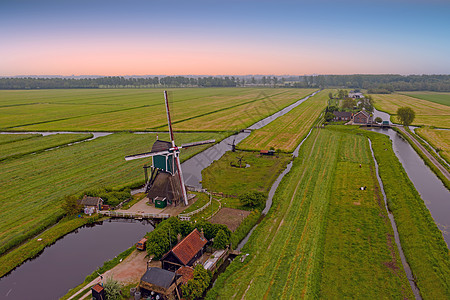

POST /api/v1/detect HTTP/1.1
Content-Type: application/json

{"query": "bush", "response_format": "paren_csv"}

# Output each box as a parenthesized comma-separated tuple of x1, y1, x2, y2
(213, 229, 229, 249)
(230, 210, 261, 249)
(62, 195, 82, 216)
(182, 265, 212, 300)
(104, 277, 121, 300)
(239, 191, 267, 209)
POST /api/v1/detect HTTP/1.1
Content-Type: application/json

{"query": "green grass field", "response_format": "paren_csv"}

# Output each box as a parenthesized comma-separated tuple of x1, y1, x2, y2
(237, 89, 327, 152)
(0, 133, 92, 161)
(402, 92, 450, 107)
(208, 128, 413, 299)
(0, 88, 316, 131)
(371, 93, 450, 128)
(0, 131, 225, 256)
(0, 133, 40, 145)
(201, 151, 291, 195)
(416, 127, 450, 164)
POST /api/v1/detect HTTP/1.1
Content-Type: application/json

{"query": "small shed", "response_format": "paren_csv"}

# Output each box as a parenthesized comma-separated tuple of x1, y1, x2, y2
(91, 283, 105, 300)
(161, 229, 208, 271)
(260, 150, 275, 156)
(78, 196, 103, 213)
(154, 196, 167, 209)
(139, 267, 179, 299)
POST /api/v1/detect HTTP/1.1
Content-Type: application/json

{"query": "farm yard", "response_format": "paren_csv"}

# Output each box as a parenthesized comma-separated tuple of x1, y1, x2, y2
(371, 93, 450, 128)
(238, 89, 328, 152)
(0, 88, 315, 131)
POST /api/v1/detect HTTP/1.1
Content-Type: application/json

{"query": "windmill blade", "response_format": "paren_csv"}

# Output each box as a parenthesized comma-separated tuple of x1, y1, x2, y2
(164, 91, 175, 144)
(180, 139, 215, 149)
(125, 150, 170, 161)
(173, 152, 189, 206)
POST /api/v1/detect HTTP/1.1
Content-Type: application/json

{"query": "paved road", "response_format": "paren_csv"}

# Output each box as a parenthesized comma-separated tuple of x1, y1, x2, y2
(398, 126, 450, 181)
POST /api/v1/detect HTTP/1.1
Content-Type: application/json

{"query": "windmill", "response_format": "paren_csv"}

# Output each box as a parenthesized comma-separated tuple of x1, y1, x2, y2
(125, 91, 215, 206)
(227, 136, 237, 152)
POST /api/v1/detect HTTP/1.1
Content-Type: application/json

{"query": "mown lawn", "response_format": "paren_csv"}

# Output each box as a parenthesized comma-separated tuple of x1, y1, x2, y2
(0, 88, 315, 131)
(237, 89, 328, 152)
(371, 93, 450, 128)
(208, 128, 412, 299)
(201, 151, 291, 195)
(0, 131, 225, 256)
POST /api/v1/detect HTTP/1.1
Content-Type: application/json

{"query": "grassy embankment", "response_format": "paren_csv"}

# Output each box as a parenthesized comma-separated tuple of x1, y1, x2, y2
(0, 132, 225, 267)
(208, 128, 413, 299)
(238, 89, 328, 152)
(371, 93, 450, 128)
(360, 127, 450, 299)
(0, 88, 316, 132)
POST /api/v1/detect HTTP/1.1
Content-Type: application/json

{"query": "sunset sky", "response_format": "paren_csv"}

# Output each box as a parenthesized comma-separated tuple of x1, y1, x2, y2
(1, 0, 449, 76)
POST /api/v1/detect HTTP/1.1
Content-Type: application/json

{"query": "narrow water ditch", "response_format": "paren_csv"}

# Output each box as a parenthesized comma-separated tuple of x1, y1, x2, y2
(368, 139, 421, 299)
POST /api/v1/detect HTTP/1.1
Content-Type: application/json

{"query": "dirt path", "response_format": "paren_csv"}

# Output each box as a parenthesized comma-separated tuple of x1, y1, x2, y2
(68, 250, 160, 300)
(398, 126, 450, 181)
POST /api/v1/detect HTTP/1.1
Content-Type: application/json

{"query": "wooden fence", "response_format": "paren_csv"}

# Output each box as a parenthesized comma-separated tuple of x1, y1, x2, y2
(100, 211, 170, 219)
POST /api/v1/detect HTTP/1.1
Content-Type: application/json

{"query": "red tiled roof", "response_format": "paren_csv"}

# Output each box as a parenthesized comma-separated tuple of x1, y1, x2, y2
(175, 266, 194, 284)
(172, 229, 207, 265)
(91, 283, 104, 293)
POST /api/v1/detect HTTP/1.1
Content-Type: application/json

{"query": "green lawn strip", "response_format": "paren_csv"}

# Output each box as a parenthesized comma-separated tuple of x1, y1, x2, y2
(0, 215, 102, 277)
(61, 246, 135, 299)
(237, 89, 328, 152)
(401, 92, 450, 107)
(318, 128, 412, 298)
(0, 133, 41, 145)
(0, 132, 225, 257)
(360, 128, 450, 299)
(395, 127, 450, 190)
(201, 151, 291, 195)
(189, 198, 221, 222)
(0, 133, 92, 161)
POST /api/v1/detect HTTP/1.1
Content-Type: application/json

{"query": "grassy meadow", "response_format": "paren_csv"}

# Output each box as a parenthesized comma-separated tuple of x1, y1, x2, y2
(0, 133, 40, 145)
(0, 131, 225, 256)
(371, 93, 450, 128)
(201, 151, 291, 195)
(208, 128, 413, 299)
(0, 88, 316, 131)
(416, 127, 450, 164)
(401, 91, 450, 107)
(238, 89, 328, 152)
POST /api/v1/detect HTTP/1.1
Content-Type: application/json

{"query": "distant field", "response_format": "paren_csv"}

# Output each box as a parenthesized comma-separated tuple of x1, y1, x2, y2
(402, 92, 450, 107)
(371, 93, 450, 128)
(0, 131, 225, 256)
(0, 88, 315, 131)
(0, 133, 40, 145)
(416, 127, 450, 163)
(209, 128, 412, 299)
(237, 89, 328, 152)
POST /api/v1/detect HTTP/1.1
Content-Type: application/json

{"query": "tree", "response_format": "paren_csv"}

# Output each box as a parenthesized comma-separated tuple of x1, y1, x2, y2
(182, 265, 212, 300)
(328, 92, 333, 99)
(325, 112, 335, 122)
(396, 107, 415, 126)
(213, 229, 229, 249)
(374, 117, 382, 123)
(342, 98, 355, 109)
(239, 191, 266, 208)
(104, 277, 121, 300)
(62, 195, 82, 216)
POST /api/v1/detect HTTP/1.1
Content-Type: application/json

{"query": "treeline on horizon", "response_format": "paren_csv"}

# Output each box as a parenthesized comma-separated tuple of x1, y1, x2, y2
(1, 74, 450, 92)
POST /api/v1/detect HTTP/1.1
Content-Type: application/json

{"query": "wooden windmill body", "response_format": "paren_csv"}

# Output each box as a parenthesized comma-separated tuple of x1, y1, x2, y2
(125, 91, 215, 206)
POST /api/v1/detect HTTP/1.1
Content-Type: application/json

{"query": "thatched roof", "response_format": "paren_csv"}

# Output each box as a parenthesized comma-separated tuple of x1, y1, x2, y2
(147, 170, 184, 205)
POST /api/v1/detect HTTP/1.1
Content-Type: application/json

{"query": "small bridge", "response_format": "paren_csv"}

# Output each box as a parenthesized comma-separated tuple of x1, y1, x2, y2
(360, 123, 395, 128)
(99, 211, 170, 220)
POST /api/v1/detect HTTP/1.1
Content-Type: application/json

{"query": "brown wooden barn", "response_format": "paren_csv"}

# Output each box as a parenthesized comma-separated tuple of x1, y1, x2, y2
(139, 267, 180, 299)
(78, 196, 103, 214)
(161, 229, 208, 271)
